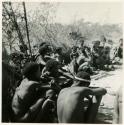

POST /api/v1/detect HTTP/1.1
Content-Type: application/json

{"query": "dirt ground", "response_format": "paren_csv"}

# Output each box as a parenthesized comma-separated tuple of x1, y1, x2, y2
(90, 65, 123, 124)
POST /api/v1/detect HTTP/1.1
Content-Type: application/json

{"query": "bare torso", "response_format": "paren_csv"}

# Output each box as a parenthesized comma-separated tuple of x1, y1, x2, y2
(57, 87, 92, 123)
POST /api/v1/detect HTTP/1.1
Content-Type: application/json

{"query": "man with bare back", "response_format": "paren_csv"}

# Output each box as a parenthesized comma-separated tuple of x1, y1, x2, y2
(57, 71, 106, 123)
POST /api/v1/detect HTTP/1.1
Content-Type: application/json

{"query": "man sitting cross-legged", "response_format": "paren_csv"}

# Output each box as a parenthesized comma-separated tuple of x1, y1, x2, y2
(57, 71, 106, 123)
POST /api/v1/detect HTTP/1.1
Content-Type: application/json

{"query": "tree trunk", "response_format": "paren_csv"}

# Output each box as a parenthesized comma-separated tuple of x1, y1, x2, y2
(23, 2, 32, 58)
(3, 2, 28, 55)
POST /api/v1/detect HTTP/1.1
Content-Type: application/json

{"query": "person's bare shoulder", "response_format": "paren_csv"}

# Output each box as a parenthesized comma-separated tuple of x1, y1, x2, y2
(59, 87, 69, 94)
(59, 86, 92, 97)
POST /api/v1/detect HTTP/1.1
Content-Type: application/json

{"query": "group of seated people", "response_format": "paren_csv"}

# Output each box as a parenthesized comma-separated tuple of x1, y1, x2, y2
(34, 41, 109, 76)
(10, 38, 122, 123)
(10, 37, 123, 76)
(11, 60, 107, 123)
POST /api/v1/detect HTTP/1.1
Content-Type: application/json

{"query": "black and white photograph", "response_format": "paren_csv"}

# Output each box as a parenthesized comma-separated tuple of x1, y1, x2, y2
(2, 1, 123, 124)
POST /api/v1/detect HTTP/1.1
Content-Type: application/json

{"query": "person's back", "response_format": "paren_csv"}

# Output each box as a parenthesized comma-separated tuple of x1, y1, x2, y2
(57, 71, 92, 123)
(12, 78, 41, 118)
(57, 86, 92, 123)
(11, 62, 46, 122)
(57, 71, 106, 123)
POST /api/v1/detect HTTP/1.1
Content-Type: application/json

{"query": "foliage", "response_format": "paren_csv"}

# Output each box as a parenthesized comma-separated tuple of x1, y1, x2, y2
(2, 2, 123, 57)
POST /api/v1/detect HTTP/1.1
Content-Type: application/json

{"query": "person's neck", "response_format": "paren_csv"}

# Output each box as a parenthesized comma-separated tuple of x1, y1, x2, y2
(71, 84, 76, 87)
(28, 78, 39, 82)
(71, 83, 79, 87)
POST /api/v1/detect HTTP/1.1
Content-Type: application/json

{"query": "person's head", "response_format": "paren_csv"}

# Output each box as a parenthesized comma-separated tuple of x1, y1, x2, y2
(119, 38, 123, 42)
(55, 47, 62, 55)
(22, 62, 41, 81)
(39, 44, 50, 56)
(119, 38, 123, 46)
(104, 46, 110, 54)
(73, 71, 91, 87)
(45, 59, 61, 77)
(39, 42, 49, 48)
(72, 46, 78, 53)
(78, 63, 92, 74)
(79, 37, 85, 47)
(93, 40, 100, 48)
(10, 52, 23, 63)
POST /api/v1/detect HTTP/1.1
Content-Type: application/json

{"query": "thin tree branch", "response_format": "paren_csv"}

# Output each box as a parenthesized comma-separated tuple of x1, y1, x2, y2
(23, 2, 32, 58)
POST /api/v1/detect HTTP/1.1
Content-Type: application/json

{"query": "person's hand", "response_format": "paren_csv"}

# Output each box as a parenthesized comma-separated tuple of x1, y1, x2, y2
(49, 79, 56, 88)
(41, 71, 50, 78)
(45, 71, 50, 76)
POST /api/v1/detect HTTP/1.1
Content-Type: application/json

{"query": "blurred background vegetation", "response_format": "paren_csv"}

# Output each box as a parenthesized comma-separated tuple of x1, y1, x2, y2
(2, 2, 123, 59)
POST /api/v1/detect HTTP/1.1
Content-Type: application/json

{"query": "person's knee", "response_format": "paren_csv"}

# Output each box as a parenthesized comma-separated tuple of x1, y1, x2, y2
(91, 87, 107, 95)
(46, 89, 57, 101)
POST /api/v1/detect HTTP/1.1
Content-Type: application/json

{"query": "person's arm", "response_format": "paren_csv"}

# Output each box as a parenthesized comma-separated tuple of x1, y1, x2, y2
(49, 79, 61, 92)
(70, 53, 73, 60)
(17, 98, 45, 122)
(42, 99, 55, 112)
(58, 69, 74, 79)
(113, 93, 119, 124)
(80, 87, 107, 102)
(29, 98, 45, 113)
(91, 87, 107, 96)
(37, 55, 46, 65)
(78, 62, 89, 70)
(92, 49, 99, 57)
(80, 87, 94, 96)
(41, 99, 56, 122)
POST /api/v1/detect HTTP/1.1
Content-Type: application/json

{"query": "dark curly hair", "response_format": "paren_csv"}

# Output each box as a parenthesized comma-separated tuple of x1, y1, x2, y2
(75, 71, 91, 86)
(39, 44, 50, 55)
(55, 47, 62, 54)
(39, 42, 49, 47)
(22, 62, 40, 80)
(45, 59, 60, 72)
